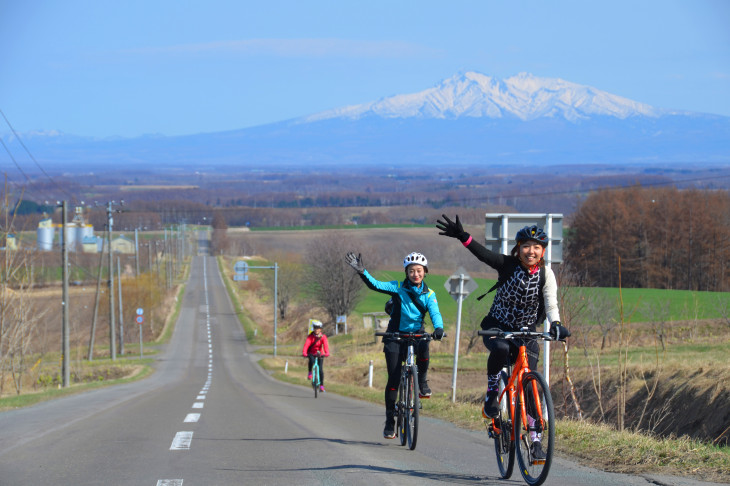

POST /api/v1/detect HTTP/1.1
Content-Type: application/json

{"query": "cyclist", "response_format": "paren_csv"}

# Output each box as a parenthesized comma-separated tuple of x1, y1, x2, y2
(302, 319, 329, 392)
(436, 215, 569, 459)
(345, 251, 444, 439)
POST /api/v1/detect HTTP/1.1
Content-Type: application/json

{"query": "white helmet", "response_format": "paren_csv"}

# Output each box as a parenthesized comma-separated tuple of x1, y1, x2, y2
(403, 252, 428, 272)
(311, 319, 323, 329)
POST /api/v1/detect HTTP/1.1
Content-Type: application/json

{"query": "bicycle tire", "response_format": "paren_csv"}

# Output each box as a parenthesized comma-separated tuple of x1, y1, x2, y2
(514, 371, 555, 486)
(490, 369, 514, 479)
(312, 361, 319, 399)
(398, 376, 407, 446)
(406, 366, 420, 450)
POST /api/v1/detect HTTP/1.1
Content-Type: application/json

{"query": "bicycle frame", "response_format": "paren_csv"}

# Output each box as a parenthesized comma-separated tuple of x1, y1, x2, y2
(500, 344, 546, 443)
(375, 331, 438, 450)
(308, 354, 323, 398)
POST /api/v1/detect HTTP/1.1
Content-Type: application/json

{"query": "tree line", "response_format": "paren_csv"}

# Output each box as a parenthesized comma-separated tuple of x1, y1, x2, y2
(566, 186, 730, 291)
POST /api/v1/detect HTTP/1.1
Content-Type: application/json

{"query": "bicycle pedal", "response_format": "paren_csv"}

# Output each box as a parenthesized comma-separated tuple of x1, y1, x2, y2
(532, 459, 546, 466)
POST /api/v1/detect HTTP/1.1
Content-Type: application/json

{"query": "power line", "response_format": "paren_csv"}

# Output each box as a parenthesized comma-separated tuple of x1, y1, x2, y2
(0, 108, 76, 202)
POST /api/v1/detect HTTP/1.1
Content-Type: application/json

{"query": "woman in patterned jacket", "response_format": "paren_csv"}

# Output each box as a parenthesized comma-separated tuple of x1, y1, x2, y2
(435, 215, 569, 422)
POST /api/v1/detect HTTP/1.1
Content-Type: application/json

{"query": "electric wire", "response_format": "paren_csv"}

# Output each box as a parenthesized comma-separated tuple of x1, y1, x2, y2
(0, 108, 77, 202)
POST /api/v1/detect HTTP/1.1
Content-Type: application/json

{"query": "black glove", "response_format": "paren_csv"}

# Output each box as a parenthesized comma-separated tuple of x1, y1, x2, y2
(549, 322, 571, 340)
(436, 214, 470, 243)
(433, 327, 444, 341)
(345, 252, 365, 274)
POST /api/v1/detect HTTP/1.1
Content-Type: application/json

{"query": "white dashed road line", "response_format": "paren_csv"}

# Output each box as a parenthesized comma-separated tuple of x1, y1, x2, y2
(170, 431, 194, 450)
(159, 257, 215, 484)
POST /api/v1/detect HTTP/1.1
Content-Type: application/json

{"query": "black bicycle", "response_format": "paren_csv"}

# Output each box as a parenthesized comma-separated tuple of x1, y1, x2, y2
(375, 331, 440, 450)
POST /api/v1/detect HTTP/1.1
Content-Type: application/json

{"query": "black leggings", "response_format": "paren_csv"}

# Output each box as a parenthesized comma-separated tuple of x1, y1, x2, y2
(483, 337, 539, 376)
(383, 339, 430, 412)
(307, 355, 324, 385)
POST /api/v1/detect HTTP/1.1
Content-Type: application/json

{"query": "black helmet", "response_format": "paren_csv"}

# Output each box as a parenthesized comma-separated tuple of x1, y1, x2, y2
(515, 225, 548, 247)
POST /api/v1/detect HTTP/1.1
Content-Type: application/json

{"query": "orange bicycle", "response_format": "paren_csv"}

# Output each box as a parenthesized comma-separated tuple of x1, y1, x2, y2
(477, 328, 557, 486)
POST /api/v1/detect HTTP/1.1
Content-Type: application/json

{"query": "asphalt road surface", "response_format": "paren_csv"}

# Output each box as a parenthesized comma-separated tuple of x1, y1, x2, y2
(0, 252, 725, 486)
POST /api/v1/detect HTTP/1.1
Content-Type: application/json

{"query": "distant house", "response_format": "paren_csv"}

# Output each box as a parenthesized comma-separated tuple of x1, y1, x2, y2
(110, 235, 135, 254)
(82, 236, 98, 253)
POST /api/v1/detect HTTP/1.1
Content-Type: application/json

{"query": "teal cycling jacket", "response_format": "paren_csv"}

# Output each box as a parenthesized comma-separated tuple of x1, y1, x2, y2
(359, 269, 444, 333)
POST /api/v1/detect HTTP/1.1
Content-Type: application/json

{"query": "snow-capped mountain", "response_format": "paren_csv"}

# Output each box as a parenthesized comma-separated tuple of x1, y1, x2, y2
(5, 72, 728, 172)
(303, 72, 665, 123)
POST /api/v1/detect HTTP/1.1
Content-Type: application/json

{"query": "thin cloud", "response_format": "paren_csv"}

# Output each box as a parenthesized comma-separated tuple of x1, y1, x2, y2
(116, 39, 442, 59)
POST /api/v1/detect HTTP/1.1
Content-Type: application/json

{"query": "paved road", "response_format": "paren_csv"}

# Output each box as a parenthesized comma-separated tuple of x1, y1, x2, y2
(0, 251, 725, 486)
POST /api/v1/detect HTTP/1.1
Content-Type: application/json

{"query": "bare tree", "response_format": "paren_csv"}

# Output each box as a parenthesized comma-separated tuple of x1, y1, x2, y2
(304, 233, 365, 329)
(210, 210, 229, 255)
(260, 255, 304, 320)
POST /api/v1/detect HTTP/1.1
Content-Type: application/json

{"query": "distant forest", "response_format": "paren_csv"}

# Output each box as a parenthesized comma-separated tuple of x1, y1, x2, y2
(4, 164, 729, 291)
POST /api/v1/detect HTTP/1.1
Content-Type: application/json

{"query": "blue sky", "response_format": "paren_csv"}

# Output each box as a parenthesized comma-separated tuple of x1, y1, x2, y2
(1, 0, 728, 138)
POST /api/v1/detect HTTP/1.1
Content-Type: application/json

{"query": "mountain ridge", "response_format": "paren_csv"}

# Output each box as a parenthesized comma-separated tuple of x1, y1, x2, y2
(1, 72, 728, 172)
(301, 71, 672, 124)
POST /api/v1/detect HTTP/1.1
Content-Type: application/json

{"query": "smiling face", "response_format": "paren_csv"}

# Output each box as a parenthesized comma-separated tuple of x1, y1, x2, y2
(407, 264, 425, 286)
(518, 241, 545, 268)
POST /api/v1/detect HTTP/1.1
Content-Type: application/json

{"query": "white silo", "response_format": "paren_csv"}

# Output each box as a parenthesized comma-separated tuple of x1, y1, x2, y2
(37, 218, 55, 251)
(77, 223, 94, 244)
(59, 223, 78, 249)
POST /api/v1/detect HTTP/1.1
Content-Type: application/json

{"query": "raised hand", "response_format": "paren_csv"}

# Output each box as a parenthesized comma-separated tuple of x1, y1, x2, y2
(435, 214, 470, 243)
(345, 252, 365, 274)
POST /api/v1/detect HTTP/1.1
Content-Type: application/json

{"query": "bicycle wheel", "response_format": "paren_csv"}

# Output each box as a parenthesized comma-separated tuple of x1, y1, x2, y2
(312, 362, 319, 398)
(397, 377, 407, 446)
(405, 366, 420, 450)
(514, 371, 555, 486)
(489, 369, 514, 479)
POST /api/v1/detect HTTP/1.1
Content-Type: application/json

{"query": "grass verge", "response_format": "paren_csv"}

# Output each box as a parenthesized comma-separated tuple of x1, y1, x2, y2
(0, 360, 154, 412)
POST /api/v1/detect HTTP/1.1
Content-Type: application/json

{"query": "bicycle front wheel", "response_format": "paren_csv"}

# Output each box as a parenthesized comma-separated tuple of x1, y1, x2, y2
(312, 363, 319, 398)
(397, 377, 407, 446)
(515, 371, 555, 486)
(405, 366, 420, 450)
(490, 369, 514, 479)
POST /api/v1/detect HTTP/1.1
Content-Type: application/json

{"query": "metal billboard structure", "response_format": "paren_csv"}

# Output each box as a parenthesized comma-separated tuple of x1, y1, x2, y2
(484, 213, 563, 264)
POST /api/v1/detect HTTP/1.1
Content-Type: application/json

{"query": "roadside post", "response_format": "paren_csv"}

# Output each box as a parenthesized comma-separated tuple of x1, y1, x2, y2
(336, 315, 347, 335)
(136, 308, 144, 359)
(444, 267, 478, 403)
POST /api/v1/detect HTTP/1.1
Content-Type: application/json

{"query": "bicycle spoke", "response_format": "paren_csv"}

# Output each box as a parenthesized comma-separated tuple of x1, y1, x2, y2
(406, 368, 419, 450)
(489, 369, 514, 479)
(515, 371, 554, 486)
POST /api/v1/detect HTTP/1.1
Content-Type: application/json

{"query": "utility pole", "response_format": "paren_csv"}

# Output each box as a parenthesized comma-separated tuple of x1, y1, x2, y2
(105, 201, 123, 360)
(117, 256, 124, 356)
(88, 228, 106, 361)
(61, 201, 70, 387)
(134, 228, 140, 277)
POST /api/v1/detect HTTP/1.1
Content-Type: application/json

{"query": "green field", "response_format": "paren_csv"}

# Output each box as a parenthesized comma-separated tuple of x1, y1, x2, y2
(356, 270, 729, 324)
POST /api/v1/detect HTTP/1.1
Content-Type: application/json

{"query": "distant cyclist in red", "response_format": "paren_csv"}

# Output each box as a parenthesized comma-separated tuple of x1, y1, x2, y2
(302, 320, 329, 392)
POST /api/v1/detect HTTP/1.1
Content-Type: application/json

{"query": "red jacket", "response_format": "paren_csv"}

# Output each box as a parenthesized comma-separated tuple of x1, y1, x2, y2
(302, 333, 329, 357)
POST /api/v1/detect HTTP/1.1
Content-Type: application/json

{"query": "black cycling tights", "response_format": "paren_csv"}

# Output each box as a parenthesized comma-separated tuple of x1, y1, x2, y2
(383, 339, 429, 412)
(483, 337, 539, 376)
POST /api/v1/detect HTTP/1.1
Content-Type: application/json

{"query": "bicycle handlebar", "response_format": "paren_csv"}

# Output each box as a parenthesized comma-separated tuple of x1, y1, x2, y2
(375, 331, 446, 340)
(478, 328, 554, 341)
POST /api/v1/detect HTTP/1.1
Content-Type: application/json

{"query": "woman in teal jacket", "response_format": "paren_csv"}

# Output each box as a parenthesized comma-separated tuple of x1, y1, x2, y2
(346, 251, 444, 439)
